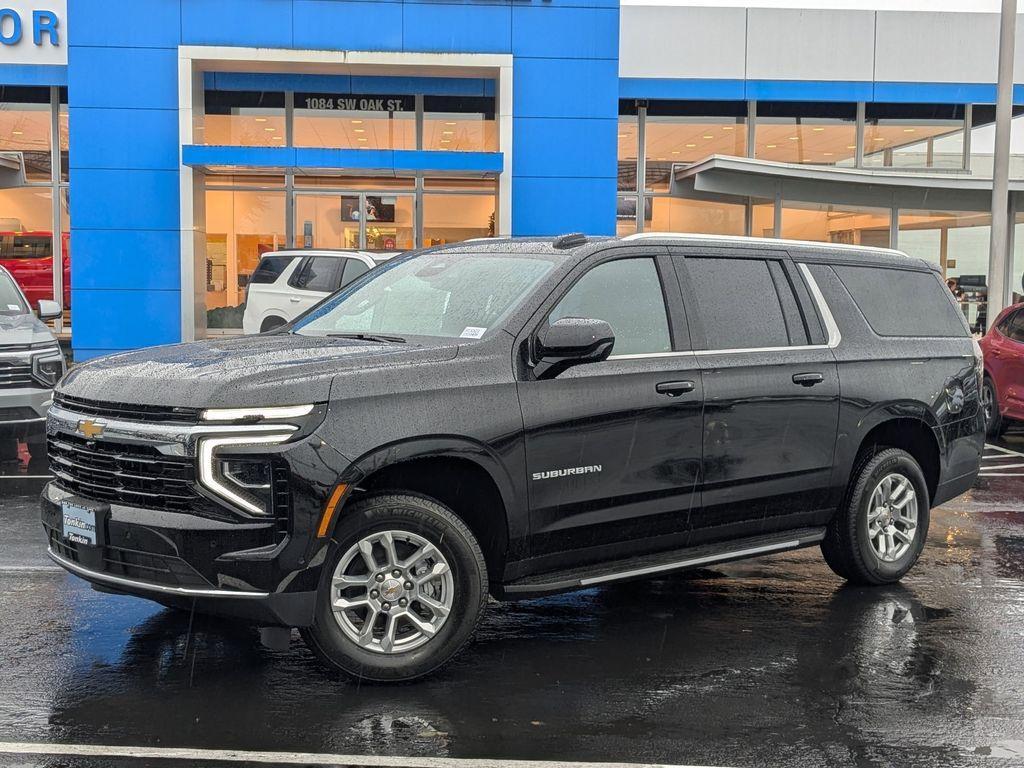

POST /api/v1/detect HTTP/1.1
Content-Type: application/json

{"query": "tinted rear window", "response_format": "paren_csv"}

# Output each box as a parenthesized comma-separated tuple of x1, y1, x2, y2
(834, 265, 967, 337)
(250, 254, 296, 284)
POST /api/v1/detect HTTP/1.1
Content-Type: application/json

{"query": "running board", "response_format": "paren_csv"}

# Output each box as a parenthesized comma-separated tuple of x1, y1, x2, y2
(498, 527, 826, 599)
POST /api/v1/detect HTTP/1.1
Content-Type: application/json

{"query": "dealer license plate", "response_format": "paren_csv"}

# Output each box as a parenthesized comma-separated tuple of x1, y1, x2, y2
(61, 501, 99, 547)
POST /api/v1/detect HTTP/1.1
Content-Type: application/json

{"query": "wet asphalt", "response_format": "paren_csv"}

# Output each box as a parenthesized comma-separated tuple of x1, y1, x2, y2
(2, 437, 1024, 768)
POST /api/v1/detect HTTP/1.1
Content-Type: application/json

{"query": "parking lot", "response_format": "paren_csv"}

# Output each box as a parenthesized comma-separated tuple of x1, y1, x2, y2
(0, 432, 1021, 768)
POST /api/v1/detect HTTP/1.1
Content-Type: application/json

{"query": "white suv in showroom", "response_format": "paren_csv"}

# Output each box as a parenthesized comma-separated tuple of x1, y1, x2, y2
(242, 250, 383, 334)
(0, 265, 64, 461)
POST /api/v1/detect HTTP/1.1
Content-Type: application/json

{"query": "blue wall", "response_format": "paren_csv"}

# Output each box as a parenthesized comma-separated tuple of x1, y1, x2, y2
(61, 0, 620, 357)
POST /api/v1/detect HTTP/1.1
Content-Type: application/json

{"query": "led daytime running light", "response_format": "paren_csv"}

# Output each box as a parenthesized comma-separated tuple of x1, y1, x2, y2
(201, 404, 314, 422)
(197, 431, 295, 515)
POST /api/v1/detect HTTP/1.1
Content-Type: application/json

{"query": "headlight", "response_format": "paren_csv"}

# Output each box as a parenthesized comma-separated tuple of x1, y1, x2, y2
(197, 432, 294, 516)
(31, 349, 64, 388)
(201, 404, 314, 422)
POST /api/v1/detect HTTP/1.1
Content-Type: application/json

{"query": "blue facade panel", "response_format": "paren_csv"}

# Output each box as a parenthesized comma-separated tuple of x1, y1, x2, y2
(71, 169, 181, 232)
(513, 58, 619, 119)
(70, 289, 182, 351)
(512, 117, 617, 178)
(511, 5, 619, 60)
(402, 3, 512, 53)
(181, 0, 293, 48)
(294, 1, 404, 51)
(70, 231, 183, 291)
(70, 108, 180, 171)
(67, 47, 178, 110)
(71, 0, 181, 48)
(513, 176, 616, 236)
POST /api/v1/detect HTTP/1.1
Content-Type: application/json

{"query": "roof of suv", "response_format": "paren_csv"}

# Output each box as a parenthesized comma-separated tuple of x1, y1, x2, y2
(423, 233, 933, 271)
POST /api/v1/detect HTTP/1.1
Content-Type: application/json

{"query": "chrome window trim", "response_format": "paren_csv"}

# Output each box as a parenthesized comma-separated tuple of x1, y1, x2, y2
(606, 260, 841, 361)
(48, 549, 270, 599)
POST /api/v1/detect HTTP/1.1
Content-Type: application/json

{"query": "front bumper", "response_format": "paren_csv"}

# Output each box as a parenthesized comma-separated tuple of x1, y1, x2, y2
(40, 481, 320, 626)
(0, 386, 51, 438)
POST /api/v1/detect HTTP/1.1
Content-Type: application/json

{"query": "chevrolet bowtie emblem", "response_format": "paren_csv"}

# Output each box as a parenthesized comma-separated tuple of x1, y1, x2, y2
(77, 419, 106, 439)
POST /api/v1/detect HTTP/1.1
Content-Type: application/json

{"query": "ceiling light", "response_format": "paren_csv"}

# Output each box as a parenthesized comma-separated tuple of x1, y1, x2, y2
(846, 145, 856, 149)
(442, 131, 453, 136)
(618, 133, 628, 139)
(353, 128, 365, 133)
(812, 127, 825, 132)
(351, 120, 363, 124)
(255, 117, 268, 123)
(445, 121, 457, 126)
(357, 137, 367, 142)
(671, 150, 681, 155)
(788, 136, 799, 141)
(702, 135, 713, 139)
(264, 127, 275, 132)
(722, 126, 734, 131)
(823, 152, 834, 156)
(903, 128, 917, 133)
(685, 143, 696, 148)
(766, 144, 777, 149)
(12, 130, 23, 135)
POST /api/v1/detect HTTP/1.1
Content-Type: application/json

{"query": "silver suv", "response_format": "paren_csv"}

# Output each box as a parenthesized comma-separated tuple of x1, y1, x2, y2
(0, 265, 64, 461)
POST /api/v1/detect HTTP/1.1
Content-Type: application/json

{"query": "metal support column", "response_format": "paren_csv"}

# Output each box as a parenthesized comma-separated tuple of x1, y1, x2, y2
(49, 86, 62, 334)
(988, 0, 1018, 323)
(636, 104, 647, 233)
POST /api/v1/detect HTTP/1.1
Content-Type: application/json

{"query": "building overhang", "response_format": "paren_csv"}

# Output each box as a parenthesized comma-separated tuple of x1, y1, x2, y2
(673, 155, 1024, 213)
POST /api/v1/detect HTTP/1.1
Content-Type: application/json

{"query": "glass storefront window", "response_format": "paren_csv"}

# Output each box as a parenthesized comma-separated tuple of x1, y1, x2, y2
(863, 104, 965, 170)
(58, 88, 68, 183)
(645, 101, 747, 191)
(295, 192, 415, 253)
(755, 102, 857, 167)
(616, 194, 640, 236)
(0, 86, 52, 182)
(0, 187, 56, 309)
(618, 103, 639, 192)
(205, 187, 286, 330)
(203, 91, 286, 147)
(294, 175, 415, 190)
(648, 196, 745, 235)
(750, 200, 776, 238)
(423, 96, 497, 152)
(293, 93, 415, 150)
(781, 202, 890, 247)
(969, 105, 1024, 178)
(423, 193, 495, 246)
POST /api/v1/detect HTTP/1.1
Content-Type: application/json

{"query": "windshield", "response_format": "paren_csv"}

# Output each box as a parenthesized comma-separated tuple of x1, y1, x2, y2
(0, 271, 28, 316)
(292, 251, 557, 340)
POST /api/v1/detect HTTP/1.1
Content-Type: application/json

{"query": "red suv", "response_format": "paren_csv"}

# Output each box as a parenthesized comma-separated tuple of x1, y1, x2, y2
(979, 302, 1024, 437)
(0, 231, 71, 311)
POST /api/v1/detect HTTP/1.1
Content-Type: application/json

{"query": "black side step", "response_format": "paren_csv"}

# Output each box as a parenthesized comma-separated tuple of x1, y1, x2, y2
(498, 527, 826, 599)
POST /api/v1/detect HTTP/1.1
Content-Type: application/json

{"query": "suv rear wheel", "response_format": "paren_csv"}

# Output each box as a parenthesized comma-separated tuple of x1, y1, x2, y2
(301, 493, 488, 682)
(260, 316, 286, 333)
(821, 448, 930, 585)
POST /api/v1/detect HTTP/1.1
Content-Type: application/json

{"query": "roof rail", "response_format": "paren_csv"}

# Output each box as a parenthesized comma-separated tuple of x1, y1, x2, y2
(621, 231, 907, 257)
(552, 233, 588, 249)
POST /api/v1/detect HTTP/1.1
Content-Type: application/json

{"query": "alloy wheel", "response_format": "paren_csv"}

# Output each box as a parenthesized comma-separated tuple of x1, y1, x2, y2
(867, 473, 918, 563)
(330, 530, 454, 654)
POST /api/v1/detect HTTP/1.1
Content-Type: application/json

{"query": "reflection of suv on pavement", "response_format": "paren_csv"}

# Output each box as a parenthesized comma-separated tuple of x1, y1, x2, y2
(241, 249, 381, 334)
(42, 234, 984, 681)
(0, 266, 64, 459)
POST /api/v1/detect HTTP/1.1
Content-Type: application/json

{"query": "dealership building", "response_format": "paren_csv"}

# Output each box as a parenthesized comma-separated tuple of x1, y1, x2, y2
(2, 1, 1024, 358)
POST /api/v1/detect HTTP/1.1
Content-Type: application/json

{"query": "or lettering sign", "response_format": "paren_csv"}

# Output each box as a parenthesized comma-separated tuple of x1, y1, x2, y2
(0, 1, 65, 65)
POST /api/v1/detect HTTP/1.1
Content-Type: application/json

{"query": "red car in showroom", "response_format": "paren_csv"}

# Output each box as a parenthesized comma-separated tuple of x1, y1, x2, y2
(0, 231, 71, 311)
(980, 302, 1024, 437)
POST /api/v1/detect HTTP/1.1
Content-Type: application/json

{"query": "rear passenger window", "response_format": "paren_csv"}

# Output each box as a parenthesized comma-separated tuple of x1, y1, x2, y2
(290, 256, 347, 293)
(834, 265, 967, 337)
(1005, 311, 1024, 343)
(549, 257, 671, 356)
(684, 257, 798, 350)
(342, 259, 370, 286)
(249, 254, 295, 285)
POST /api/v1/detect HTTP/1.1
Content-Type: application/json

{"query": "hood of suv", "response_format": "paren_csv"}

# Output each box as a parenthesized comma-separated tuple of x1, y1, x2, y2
(58, 334, 459, 408)
(0, 312, 59, 349)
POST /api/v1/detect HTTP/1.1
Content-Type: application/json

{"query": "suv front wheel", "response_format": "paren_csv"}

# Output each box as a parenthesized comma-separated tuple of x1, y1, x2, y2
(301, 493, 488, 682)
(821, 448, 930, 585)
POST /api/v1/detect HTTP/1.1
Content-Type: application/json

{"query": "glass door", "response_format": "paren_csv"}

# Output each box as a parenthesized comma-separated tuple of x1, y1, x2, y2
(294, 191, 415, 252)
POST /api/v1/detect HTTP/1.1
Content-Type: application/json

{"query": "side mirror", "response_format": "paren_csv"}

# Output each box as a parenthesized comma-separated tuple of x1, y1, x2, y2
(534, 317, 615, 379)
(37, 299, 62, 321)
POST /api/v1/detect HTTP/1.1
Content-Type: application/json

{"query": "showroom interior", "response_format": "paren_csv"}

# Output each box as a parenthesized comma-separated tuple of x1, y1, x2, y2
(3, 2, 1024, 357)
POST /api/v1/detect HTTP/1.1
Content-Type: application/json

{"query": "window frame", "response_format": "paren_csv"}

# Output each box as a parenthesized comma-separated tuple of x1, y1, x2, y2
(525, 246, 690, 367)
(668, 245, 824, 353)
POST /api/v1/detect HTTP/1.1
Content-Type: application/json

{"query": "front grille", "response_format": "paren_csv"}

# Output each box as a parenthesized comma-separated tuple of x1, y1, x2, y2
(53, 393, 202, 424)
(48, 433, 217, 515)
(0, 360, 35, 389)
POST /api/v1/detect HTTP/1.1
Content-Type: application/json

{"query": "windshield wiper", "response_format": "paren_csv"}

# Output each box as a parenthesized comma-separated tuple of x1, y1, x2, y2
(326, 332, 407, 344)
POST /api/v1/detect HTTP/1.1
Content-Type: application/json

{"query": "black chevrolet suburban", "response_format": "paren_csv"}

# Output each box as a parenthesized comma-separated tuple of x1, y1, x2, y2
(42, 234, 985, 681)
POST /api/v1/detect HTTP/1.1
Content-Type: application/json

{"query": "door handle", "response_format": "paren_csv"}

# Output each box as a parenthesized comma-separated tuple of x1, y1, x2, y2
(792, 372, 825, 387)
(656, 380, 695, 397)
(289, 297, 302, 303)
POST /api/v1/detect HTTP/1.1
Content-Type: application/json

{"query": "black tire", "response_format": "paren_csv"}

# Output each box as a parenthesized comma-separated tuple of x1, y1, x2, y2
(260, 316, 286, 333)
(821, 448, 930, 585)
(300, 493, 488, 682)
(983, 377, 1004, 439)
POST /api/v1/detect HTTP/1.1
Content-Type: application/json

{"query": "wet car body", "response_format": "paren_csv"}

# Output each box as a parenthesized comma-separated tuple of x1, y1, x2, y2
(40, 235, 984, 657)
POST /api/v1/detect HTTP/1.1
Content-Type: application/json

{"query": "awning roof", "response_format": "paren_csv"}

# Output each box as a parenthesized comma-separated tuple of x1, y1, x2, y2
(673, 155, 1024, 212)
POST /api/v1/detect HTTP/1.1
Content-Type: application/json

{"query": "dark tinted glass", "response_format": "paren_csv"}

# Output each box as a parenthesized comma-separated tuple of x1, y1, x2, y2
(685, 257, 790, 350)
(1005, 311, 1024, 342)
(291, 257, 347, 293)
(550, 258, 671, 356)
(250, 254, 295, 284)
(0, 270, 27, 315)
(835, 265, 967, 337)
(342, 259, 370, 286)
